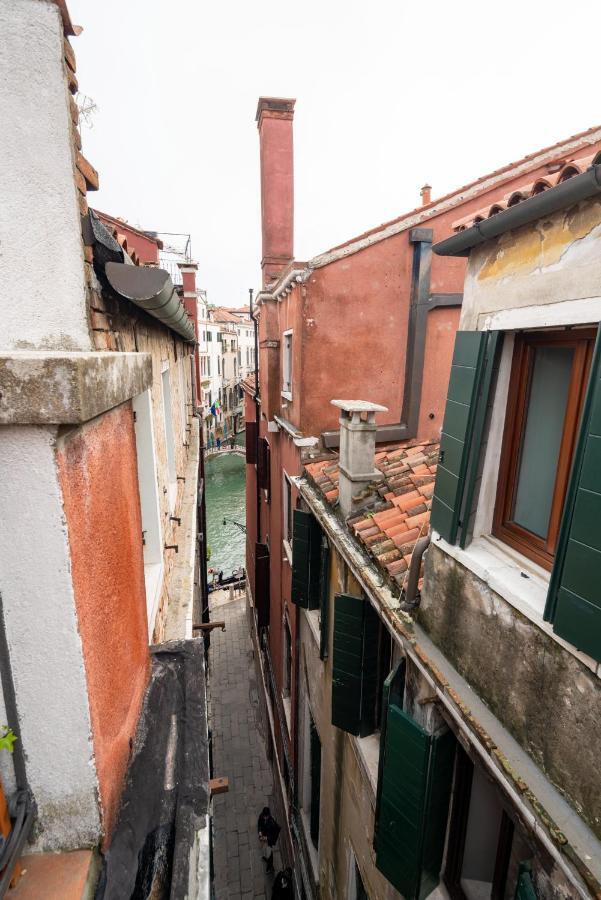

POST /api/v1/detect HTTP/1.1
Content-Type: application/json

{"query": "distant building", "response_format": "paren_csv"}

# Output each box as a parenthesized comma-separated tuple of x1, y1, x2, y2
(243, 94, 601, 897)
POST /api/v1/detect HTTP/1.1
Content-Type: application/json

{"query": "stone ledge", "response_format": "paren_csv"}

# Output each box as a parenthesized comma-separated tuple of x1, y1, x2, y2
(0, 352, 152, 424)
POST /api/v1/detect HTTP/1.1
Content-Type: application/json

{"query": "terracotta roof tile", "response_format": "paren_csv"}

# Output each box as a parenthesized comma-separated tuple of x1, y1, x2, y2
(452, 147, 601, 231)
(304, 438, 439, 600)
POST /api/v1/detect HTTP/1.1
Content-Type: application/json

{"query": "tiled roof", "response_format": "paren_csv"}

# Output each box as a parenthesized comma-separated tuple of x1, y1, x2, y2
(451, 150, 601, 231)
(305, 441, 438, 594)
(320, 126, 601, 257)
(211, 307, 242, 324)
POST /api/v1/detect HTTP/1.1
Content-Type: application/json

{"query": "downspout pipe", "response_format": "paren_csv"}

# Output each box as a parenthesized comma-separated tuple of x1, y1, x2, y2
(434, 164, 601, 257)
(0, 593, 35, 897)
(250, 288, 261, 543)
(399, 533, 431, 612)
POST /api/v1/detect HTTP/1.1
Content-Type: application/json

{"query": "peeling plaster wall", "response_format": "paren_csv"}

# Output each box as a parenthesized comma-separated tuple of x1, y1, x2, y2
(0, 0, 91, 351)
(460, 198, 601, 331)
(0, 426, 100, 850)
(420, 543, 601, 840)
(94, 287, 195, 641)
(57, 405, 150, 843)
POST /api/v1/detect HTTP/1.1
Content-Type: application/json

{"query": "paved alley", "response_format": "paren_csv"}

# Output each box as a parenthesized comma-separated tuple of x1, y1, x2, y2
(209, 591, 281, 900)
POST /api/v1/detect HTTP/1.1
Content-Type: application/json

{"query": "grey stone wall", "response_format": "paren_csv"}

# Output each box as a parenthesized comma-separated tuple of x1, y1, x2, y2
(419, 543, 601, 840)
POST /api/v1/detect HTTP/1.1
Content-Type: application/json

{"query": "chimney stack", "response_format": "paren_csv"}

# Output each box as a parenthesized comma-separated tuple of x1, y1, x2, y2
(331, 400, 388, 518)
(420, 184, 432, 206)
(178, 261, 201, 406)
(256, 97, 296, 288)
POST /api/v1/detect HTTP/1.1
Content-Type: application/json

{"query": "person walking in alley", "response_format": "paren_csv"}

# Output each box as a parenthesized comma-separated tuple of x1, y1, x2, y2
(258, 806, 280, 874)
(271, 867, 293, 899)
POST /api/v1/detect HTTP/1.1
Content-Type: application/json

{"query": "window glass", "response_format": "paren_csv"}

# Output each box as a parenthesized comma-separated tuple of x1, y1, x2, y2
(512, 346, 573, 537)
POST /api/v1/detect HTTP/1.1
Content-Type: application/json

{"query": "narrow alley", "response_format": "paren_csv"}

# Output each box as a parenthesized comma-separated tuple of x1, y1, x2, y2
(209, 590, 280, 900)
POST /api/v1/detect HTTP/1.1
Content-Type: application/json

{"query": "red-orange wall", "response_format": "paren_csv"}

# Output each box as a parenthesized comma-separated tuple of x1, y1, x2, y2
(57, 403, 150, 843)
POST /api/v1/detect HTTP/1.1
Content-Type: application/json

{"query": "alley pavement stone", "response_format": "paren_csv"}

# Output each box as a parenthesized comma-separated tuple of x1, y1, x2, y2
(209, 591, 281, 899)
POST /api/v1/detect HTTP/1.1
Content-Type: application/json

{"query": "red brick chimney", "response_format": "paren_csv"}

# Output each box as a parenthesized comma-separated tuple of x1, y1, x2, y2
(178, 261, 201, 406)
(256, 97, 295, 288)
(420, 184, 432, 206)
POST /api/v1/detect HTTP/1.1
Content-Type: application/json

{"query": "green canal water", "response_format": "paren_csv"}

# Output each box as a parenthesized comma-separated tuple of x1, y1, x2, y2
(205, 450, 246, 577)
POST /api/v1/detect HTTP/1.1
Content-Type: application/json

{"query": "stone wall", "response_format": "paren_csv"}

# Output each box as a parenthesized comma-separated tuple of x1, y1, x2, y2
(419, 543, 601, 840)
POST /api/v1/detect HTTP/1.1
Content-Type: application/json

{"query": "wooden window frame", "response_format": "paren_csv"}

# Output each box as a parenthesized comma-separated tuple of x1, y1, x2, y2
(444, 747, 514, 900)
(493, 330, 594, 571)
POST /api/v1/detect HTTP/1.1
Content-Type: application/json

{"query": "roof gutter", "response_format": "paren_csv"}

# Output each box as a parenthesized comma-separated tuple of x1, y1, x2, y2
(105, 262, 196, 342)
(433, 164, 601, 257)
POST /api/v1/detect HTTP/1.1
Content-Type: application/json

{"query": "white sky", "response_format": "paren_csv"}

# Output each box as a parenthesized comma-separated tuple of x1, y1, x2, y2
(69, 0, 598, 307)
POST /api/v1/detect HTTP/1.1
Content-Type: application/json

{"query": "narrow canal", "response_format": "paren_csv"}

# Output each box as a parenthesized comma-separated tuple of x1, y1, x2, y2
(205, 448, 246, 577)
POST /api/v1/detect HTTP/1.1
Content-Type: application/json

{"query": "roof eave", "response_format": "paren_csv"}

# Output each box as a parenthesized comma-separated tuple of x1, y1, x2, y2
(434, 165, 601, 257)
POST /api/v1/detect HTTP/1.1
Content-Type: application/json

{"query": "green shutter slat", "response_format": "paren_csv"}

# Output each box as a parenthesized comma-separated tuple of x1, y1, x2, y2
(291, 510, 322, 610)
(430, 331, 490, 545)
(419, 729, 456, 900)
(291, 509, 312, 608)
(318, 537, 330, 661)
(331, 594, 380, 737)
(546, 326, 601, 662)
(514, 862, 537, 900)
(375, 703, 430, 899)
(374, 661, 406, 845)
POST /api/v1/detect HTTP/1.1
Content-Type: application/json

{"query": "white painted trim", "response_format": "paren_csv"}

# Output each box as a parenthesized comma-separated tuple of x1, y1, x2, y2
(472, 334, 514, 540)
(281, 391, 293, 402)
(479, 297, 601, 332)
(353, 732, 380, 797)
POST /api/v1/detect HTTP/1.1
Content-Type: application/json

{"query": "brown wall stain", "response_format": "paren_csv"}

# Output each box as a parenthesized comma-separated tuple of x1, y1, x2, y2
(57, 403, 150, 843)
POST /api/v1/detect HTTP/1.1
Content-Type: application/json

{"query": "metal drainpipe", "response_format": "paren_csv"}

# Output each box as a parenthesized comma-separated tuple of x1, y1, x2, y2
(399, 533, 431, 611)
(0, 592, 35, 897)
(249, 288, 261, 543)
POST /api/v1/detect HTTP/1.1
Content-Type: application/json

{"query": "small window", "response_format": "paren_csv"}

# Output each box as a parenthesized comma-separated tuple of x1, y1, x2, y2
(283, 473, 293, 560)
(444, 747, 524, 900)
(494, 330, 594, 569)
(161, 368, 177, 513)
(132, 389, 163, 637)
(282, 330, 293, 398)
(207, 331, 212, 342)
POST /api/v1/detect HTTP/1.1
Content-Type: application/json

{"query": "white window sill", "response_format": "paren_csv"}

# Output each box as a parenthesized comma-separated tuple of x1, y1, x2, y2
(282, 695, 292, 736)
(354, 732, 380, 798)
(433, 532, 600, 675)
(283, 539, 293, 567)
(304, 608, 321, 648)
(281, 390, 293, 402)
(144, 561, 164, 640)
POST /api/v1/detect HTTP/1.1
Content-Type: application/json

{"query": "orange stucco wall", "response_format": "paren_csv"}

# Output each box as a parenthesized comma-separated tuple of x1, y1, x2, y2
(57, 403, 150, 842)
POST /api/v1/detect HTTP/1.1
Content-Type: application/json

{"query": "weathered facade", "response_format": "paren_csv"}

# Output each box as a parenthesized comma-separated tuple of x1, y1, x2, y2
(244, 93, 601, 895)
(0, 2, 209, 892)
(293, 381, 601, 899)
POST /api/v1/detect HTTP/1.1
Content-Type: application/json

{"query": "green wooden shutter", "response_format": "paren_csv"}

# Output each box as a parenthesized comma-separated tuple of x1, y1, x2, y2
(431, 331, 496, 544)
(374, 661, 406, 847)
(375, 705, 456, 899)
(309, 717, 321, 848)
(331, 594, 380, 737)
(515, 862, 537, 900)
(291, 510, 323, 611)
(546, 330, 601, 662)
(291, 509, 321, 609)
(318, 536, 330, 661)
